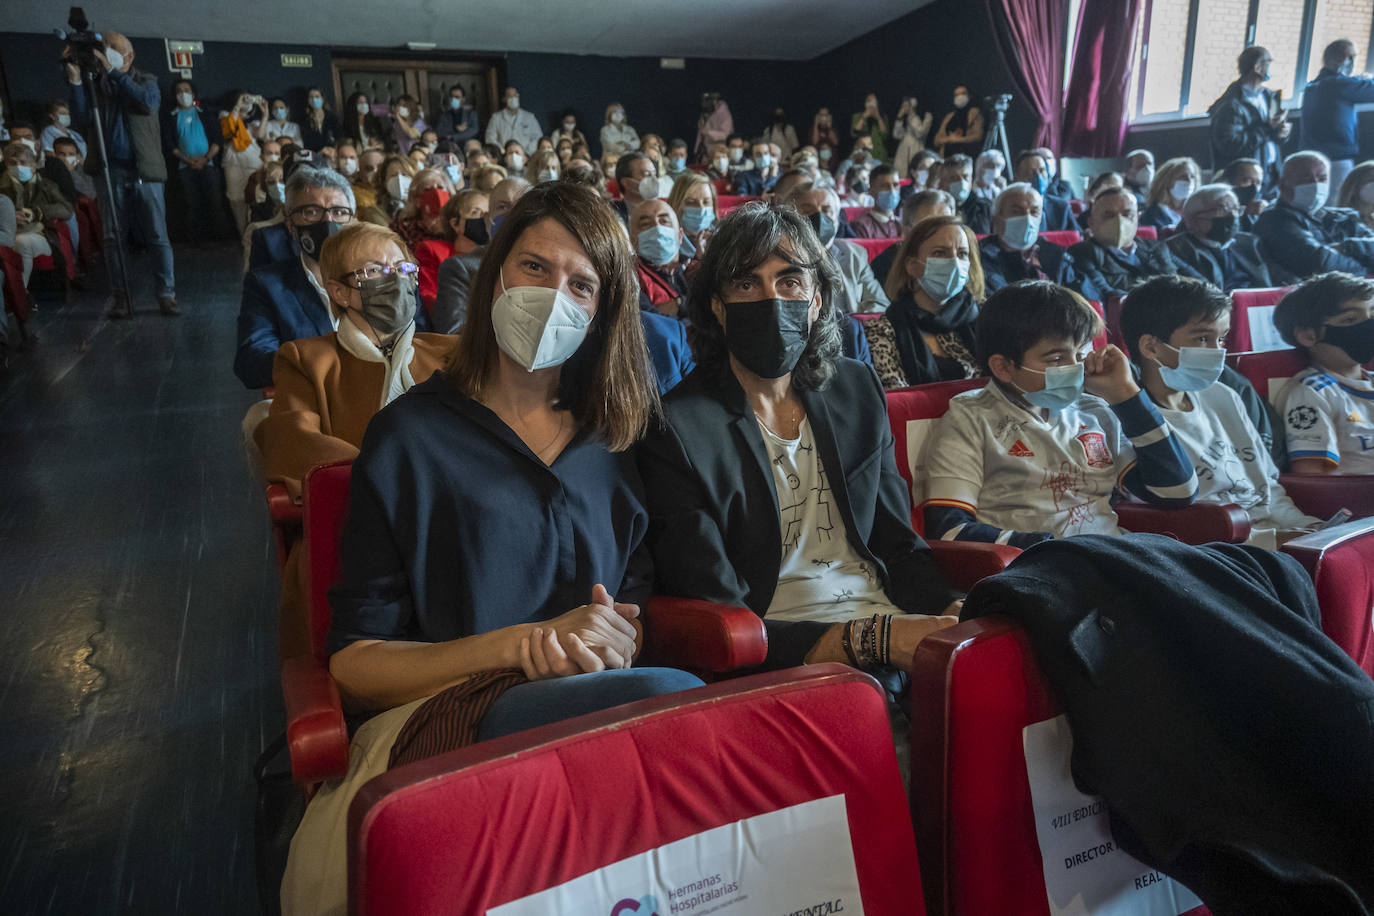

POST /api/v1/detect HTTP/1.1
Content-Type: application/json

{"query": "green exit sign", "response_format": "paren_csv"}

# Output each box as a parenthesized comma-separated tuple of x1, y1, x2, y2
(281, 54, 313, 68)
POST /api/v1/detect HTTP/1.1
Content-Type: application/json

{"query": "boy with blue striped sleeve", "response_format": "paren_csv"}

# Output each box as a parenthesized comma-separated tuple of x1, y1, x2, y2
(921, 280, 1197, 547)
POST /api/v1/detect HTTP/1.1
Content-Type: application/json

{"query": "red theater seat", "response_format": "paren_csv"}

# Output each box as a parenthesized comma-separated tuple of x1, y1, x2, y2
(1282, 518, 1374, 677)
(711, 178, 728, 194)
(0, 245, 32, 324)
(1136, 225, 1158, 240)
(1226, 348, 1307, 402)
(1038, 229, 1081, 248)
(349, 665, 923, 915)
(265, 483, 301, 572)
(910, 617, 1210, 916)
(885, 380, 1249, 545)
(1086, 299, 1109, 351)
(853, 237, 899, 262)
(282, 461, 768, 786)
(1228, 287, 1292, 352)
(716, 194, 758, 214)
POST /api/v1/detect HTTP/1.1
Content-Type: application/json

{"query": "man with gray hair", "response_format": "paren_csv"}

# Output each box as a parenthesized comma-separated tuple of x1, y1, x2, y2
(234, 165, 360, 390)
(980, 182, 1098, 296)
(1254, 151, 1374, 280)
(1166, 183, 1273, 292)
(784, 183, 876, 364)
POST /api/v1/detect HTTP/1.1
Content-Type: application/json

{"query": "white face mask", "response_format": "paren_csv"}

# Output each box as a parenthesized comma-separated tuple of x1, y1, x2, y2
(507, 96, 520, 110)
(638, 174, 663, 200)
(729, 147, 744, 163)
(356, 102, 370, 114)
(1170, 179, 1192, 203)
(563, 121, 576, 132)
(612, 111, 625, 125)
(58, 113, 72, 127)
(490, 270, 591, 372)
(104, 48, 125, 71)
(953, 94, 969, 108)
(386, 173, 412, 200)
(508, 153, 525, 170)
(339, 157, 359, 176)
(538, 168, 559, 182)
(177, 93, 193, 108)
(715, 157, 729, 173)
(1291, 180, 1329, 213)
(397, 107, 409, 119)
(64, 155, 80, 169)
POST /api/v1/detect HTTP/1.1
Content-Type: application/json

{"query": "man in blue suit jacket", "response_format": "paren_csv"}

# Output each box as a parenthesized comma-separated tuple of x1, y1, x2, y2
(981, 183, 1101, 300)
(640, 310, 694, 395)
(246, 220, 296, 273)
(1013, 150, 1076, 231)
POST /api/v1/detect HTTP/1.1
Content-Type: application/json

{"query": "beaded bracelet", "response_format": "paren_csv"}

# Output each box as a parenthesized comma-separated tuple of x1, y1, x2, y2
(841, 619, 860, 668)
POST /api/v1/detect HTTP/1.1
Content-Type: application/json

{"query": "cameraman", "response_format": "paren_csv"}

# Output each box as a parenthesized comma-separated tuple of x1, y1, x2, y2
(64, 31, 178, 317)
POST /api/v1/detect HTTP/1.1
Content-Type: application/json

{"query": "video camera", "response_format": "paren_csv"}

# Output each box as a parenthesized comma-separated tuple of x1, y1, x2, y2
(56, 7, 105, 77)
(986, 93, 1014, 114)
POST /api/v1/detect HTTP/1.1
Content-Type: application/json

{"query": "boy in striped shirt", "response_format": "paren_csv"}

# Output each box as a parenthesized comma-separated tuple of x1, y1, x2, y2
(921, 280, 1198, 547)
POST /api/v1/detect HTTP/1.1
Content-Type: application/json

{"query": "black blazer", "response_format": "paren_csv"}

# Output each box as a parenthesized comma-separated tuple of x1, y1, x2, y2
(980, 234, 1102, 300)
(637, 359, 959, 669)
(1165, 230, 1273, 292)
(1066, 236, 1202, 298)
(1041, 193, 1076, 232)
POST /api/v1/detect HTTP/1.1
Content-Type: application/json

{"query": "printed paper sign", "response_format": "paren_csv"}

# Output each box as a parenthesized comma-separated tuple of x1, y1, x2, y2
(488, 795, 862, 916)
(1246, 305, 1287, 353)
(1023, 716, 1202, 916)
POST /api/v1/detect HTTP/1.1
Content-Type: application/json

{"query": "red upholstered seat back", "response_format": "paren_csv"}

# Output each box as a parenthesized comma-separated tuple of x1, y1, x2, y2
(1135, 225, 1158, 240)
(1228, 287, 1292, 352)
(1226, 348, 1307, 402)
(853, 237, 899, 261)
(348, 665, 924, 915)
(1282, 519, 1374, 677)
(885, 380, 988, 533)
(1038, 229, 1081, 248)
(716, 194, 757, 214)
(303, 460, 353, 663)
(842, 206, 867, 223)
(911, 619, 1211, 915)
(1086, 299, 1109, 351)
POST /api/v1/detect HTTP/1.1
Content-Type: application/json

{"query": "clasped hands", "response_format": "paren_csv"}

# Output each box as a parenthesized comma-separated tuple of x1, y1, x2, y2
(519, 584, 640, 680)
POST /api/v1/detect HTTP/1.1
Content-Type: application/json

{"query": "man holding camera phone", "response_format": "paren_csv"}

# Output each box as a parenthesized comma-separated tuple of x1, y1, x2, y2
(64, 29, 178, 317)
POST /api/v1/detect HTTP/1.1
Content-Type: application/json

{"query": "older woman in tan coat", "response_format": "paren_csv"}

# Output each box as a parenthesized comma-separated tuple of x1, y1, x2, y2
(256, 221, 454, 656)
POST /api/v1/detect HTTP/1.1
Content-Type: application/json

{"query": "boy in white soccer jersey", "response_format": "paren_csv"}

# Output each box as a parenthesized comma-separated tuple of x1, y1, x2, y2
(1121, 275, 1320, 547)
(1273, 272, 1374, 474)
(921, 280, 1197, 547)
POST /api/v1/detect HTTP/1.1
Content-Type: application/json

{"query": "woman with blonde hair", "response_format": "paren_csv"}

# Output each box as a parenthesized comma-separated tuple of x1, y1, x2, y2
(526, 149, 562, 184)
(1336, 161, 1374, 229)
(1141, 157, 1201, 232)
(357, 154, 417, 226)
(600, 101, 640, 157)
(281, 182, 701, 914)
(861, 214, 986, 389)
(666, 171, 718, 262)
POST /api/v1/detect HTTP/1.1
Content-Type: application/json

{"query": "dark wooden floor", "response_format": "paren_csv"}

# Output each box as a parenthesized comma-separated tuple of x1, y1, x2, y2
(0, 244, 281, 913)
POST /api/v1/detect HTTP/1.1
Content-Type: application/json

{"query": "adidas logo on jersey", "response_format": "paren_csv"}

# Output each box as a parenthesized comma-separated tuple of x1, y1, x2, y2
(1008, 439, 1035, 458)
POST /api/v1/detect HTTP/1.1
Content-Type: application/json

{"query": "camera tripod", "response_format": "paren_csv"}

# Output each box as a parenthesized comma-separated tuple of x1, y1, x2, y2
(983, 104, 1013, 180)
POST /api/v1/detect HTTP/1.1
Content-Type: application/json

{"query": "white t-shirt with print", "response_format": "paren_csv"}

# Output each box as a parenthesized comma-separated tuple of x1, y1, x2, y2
(921, 383, 1136, 540)
(760, 419, 899, 624)
(1155, 383, 1319, 543)
(1277, 366, 1374, 473)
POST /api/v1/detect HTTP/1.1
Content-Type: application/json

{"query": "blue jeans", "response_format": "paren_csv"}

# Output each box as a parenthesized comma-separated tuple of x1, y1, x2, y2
(98, 165, 175, 297)
(475, 668, 705, 742)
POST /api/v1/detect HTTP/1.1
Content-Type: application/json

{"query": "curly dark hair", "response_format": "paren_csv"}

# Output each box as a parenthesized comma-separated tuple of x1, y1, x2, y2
(685, 201, 843, 391)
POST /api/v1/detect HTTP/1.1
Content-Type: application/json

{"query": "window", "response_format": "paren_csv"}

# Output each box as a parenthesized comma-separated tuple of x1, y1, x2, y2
(1127, 0, 1374, 123)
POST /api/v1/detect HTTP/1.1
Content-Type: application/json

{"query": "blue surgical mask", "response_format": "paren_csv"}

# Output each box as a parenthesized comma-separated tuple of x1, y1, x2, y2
(757, 153, 772, 169)
(679, 233, 698, 260)
(681, 205, 714, 234)
(918, 256, 969, 303)
(12, 165, 33, 183)
(876, 189, 901, 212)
(1002, 213, 1041, 250)
(948, 180, 971, 203)
(450, 97, 463, 110)
(637, 224, 680, 266)
(1291, 181, 1329, 213)
(274, 107, 287, 120)
(1157, 344, 1225, 392)
(444, 164, 463, 186)
(1016, 362, 1085, 412)
(309, 97, 324, 109)
(1031, 173, 1049, 194)
(669, 156, 686, 171)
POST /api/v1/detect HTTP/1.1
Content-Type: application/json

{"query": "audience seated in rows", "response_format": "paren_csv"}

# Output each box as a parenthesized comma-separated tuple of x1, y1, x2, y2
(1120, 275, 1318, 547)
(1273, 271, 1374, 473)
(921, 281, 1197, 546)
(1012, 149, 1075, 231)
(847, 164, 903, 240)
(666, 171, 717, 262)
(0, 141, 69, 292)
(864, 215, 983, 390)
(870, 188, 954, 284)
(935, 153, 991, 235)
(1122, 148, 1154, 208)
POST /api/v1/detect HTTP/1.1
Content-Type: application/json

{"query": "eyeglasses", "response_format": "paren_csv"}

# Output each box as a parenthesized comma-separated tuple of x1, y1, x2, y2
(291, 204, 355, 223)
(340, 260, 418, 285)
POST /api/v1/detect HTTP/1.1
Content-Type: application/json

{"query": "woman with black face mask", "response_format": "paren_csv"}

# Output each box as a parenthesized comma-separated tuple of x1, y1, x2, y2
(638, 202, 965, 691)
(1165, 184, 1273, 293)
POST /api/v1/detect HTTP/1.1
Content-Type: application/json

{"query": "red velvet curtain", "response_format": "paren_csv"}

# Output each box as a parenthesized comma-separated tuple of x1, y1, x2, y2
(1061, 0, 1145, 157)
(986, 0, 1067, 151)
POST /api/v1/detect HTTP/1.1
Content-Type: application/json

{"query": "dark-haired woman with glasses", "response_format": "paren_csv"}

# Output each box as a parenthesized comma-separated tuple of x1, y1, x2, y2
(281, 183, 703, 913)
